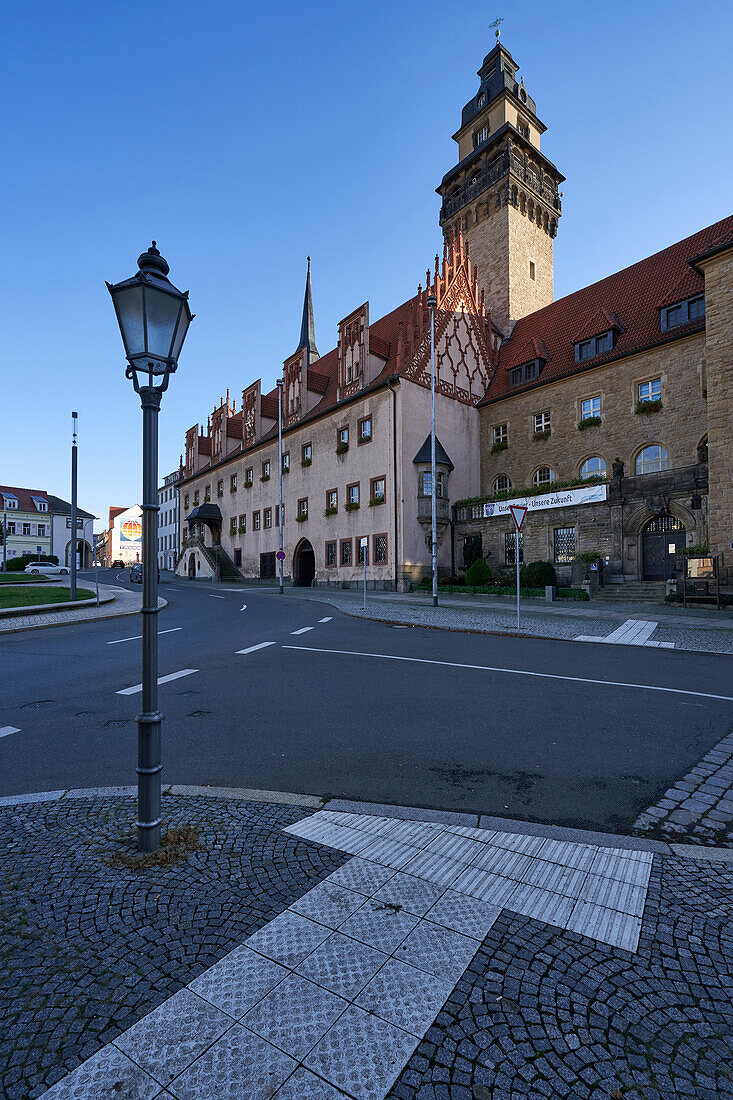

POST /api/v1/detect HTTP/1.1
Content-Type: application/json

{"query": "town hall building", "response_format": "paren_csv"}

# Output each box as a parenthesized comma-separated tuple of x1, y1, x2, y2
(176, 36, 732, 591)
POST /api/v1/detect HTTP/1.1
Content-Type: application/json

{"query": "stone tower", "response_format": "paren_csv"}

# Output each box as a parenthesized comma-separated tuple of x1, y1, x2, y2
(436, 39, 564, 335)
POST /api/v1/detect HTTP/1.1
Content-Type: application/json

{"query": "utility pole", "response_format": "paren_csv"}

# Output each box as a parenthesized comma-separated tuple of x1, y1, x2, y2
(427, 294, 438, 607)
(70, 411, 78, 597)
(2, 509, 6, 572)
(277, 378, 284, 594)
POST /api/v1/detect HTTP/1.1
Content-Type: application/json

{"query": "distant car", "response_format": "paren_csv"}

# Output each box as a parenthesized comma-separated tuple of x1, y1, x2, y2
(93, 560, 102, 567)
(24, 562, 69, 575)
(112, 559, 124, 568)
(129, 563, 143, 583)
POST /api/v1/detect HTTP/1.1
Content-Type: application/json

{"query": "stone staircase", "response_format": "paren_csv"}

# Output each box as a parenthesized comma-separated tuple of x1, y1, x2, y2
(592, 580, 667, 602)
(207, 544, 241, 582)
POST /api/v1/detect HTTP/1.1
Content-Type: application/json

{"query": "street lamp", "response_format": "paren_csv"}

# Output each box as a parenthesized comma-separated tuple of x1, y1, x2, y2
(427, 293, 438, 607)
(277, 378, 284, 595)
(107, 242, 193, 851)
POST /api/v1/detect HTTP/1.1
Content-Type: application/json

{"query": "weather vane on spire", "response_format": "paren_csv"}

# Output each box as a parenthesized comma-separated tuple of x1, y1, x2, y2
(490, 16, 503, 40)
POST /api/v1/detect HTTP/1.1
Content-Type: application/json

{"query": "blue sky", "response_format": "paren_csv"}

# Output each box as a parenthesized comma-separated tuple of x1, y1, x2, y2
(1, 0, 731, 530)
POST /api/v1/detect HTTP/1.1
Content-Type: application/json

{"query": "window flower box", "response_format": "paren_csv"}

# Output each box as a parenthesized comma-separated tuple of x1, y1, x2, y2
(533, 429, 551, 441)
(635, 399, 662, 415)
(335, 442, 349, 456)
(301, 457, 312, 467)
(296, 512, 308, 523)
(344, 501, 360, 512)
(577, 416, 602, 431)
(260, 474, 270, 482)
(244, 479, 253, 488)
(324, 506, 338, 517)
(369, 496, 385, 507)
(490, 440, 508, 454)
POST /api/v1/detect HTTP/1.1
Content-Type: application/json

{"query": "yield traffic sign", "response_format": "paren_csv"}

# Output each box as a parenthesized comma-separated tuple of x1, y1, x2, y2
(509, 504, 527, 530)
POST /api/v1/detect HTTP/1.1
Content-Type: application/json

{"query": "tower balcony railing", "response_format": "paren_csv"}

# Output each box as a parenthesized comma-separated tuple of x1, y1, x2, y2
(440, 151, 560, 222)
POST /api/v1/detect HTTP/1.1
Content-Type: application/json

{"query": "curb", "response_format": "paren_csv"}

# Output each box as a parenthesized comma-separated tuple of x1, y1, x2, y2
(0, 782, 683, 856)
(0, 594, 168, 634)
(0, 592, 115, 618)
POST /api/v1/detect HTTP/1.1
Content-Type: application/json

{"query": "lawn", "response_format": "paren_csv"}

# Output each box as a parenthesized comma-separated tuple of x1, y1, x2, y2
(0, 573, 50, 584)
(0, 587, 94, 609)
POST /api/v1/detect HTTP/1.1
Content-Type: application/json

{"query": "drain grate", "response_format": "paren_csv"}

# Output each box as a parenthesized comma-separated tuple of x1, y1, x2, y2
(104, 719, 128, 728)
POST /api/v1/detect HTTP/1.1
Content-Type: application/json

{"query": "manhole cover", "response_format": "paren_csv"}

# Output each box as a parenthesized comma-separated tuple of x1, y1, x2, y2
(104, 719, 128, 728)
(187, 710, 212, 718)
(22, 699, 54, 709)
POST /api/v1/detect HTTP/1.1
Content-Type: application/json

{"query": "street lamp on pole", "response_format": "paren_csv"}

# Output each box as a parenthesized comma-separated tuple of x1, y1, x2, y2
(277, 378, 284, 595)
(107, 242, 193, 852)
(70, 412, 78, 598)
(427, 293, 438, 607)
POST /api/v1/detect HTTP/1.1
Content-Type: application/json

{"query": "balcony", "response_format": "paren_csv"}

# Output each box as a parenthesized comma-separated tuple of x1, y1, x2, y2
(417, 496, 451, 524)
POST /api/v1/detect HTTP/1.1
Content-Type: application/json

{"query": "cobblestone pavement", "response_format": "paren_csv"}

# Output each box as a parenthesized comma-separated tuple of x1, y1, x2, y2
(634, 731, 733, 847)
(0, 584, 164, 634)
(0, 794, 346, 1098)
(285, 588, 733, 654)
(7, 791, 732, 1100)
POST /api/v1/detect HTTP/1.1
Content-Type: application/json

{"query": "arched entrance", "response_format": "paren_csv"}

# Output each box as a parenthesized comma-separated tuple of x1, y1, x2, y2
(293, 539, 315, 587)
(642, 515, 686, 580)
(188, 554, 196, 579)
(65, 539, 92, 568)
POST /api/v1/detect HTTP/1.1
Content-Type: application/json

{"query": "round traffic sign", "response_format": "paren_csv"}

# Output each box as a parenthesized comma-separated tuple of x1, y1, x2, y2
(276, 550, 286, 561)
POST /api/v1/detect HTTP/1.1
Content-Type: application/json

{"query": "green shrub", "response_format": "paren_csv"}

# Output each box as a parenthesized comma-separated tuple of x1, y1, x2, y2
(465, 558, 492, 586)
(6, 553, 59, 572)
(520, 560, 557, 587)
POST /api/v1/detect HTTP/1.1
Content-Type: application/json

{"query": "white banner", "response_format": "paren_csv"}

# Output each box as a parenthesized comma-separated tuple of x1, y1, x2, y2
(482, 483, 607, 518)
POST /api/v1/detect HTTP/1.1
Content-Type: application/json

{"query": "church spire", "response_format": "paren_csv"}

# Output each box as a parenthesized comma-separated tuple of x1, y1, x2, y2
(296, 256, 318, 360)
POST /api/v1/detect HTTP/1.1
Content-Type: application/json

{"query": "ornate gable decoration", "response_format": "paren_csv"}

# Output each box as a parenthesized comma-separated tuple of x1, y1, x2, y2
(210, 390, 237, 461)
(283, 348, 306, 426)
(242, 380, 261, 446)
(399, 224, 498, 406)
(337, 303, 369, 401)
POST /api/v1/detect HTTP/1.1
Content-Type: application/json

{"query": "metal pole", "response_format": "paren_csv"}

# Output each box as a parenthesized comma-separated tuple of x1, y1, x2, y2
(515, 528, 521, 631)
(70, 412, 78, 598)
(428, 296, 438, 607)
(277, 379, 284, 594)
(137, 387, 162, 852)
(95, 562, 100, 607)
(2, 509, 6, 572)
(363, 550, 367, 611)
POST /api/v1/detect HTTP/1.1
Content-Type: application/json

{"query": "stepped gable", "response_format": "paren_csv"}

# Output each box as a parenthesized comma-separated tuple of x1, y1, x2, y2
(481, 214, 733, 404)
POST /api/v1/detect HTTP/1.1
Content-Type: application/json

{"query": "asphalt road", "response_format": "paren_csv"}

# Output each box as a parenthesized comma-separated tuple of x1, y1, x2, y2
(1, 568, 731, 832)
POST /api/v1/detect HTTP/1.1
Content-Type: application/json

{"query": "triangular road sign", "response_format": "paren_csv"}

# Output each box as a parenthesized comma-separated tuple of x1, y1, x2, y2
(509, 504, 528, 530)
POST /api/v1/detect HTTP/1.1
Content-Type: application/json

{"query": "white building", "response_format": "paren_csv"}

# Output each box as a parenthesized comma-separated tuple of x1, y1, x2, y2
(157, 471, 180, 571)
(105, 505, 143, 566)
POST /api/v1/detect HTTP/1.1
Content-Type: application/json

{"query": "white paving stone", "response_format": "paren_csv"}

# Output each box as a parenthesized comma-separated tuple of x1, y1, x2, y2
(400, 850, 469, 888)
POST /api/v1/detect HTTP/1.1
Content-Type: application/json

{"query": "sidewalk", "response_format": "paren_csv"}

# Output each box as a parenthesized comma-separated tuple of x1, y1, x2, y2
(3, 781, 732, 1099)
(0, 584, 166, 634)
(285, 586, 733, 654)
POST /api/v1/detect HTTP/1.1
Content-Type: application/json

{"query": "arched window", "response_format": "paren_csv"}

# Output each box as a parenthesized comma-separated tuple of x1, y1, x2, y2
(636, 445, 669, 475)
(580, 456, 606, 479)
(533, 466, 555, 487)
(493, 475, 512, 493)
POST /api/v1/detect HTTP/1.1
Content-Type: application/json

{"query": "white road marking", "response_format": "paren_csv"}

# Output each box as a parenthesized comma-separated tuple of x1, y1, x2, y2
(236, 641, 276, 654)
(107, 627, 182, 645)
(240, 604, 247, 612)
(209, 594, 226, 599)
(318, 616, 332, 623)
(282, 645, 733, 702)
(575, 618, 675, 649)
(290, 626, 314, 635)
(116, 669, 198, 695)
(0, 726, 21, 738)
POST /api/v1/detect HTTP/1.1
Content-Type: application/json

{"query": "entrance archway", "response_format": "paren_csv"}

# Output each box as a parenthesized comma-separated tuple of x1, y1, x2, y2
(188, 554, 196, 579)
(642, 515, 685, 580)
(293, 538, 315, 587)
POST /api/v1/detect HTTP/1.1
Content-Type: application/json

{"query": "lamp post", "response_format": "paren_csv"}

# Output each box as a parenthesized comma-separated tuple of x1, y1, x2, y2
(2, 509, 6, 572)
(277, 378, 284, 595)
(70, 412, 78, 597)
(427, 293, 438, 607)
(107, 242, 193, 851)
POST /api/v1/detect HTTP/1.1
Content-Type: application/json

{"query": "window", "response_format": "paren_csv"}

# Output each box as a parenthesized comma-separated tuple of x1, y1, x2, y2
(261, 460, 270, 480)
(357, 538, 369, 565)
(370, 476, 385, 502)
(510, 359, 542, 387)
(282, 452, 290, 473)
(533, 466, 555, 487)
(581, 397, 601, 420)
(204, 484, 211, 501)
(638, 378, 661, 403)
(33, 498, 48, 512)
(421, 471, 446, 498)
(477, 91, 487, 108)
(230, 474, 237, 492)
(184, 494, 189, 509)
(245, 467, 253, 485)
(528, 260, 536, 281)
(337, 426, 349, 450)
(238, 513, 246, 533)
(253, 510, 261, 531)
(230, 517, 237, 535)
(518, 120, 529, 139)
(340, 539, 352, 566)
(493, 476, 512, 493)
(326, 489, 338, 512)
(534, 411, 551, 434)
(554, 527, 576, 563)
(193, 491, 200, 505)
(580, 456, 606, 479)
(374, 534, 387, 564)
(6, 522, 16, 535)
(473, 125, 489, 148)
(217, 479, 224, 497)
(302, 443, 312, 464)
(358, 416, 372, 443)
(505, 531, 524, 565)
(22, 523, 31, 536)
(297, 497, 308, 519)
(264, 508, 272, 529)
(636, 445, 669, 475)
(347, 483, 360, 506)
(326, 541, 337, 567)
(37, 524, 46, 537)
(493, 423, 508, 446)
(662, 295, 705, 330)
(4, 496, 18, 509)
(575, 331, 614, 362)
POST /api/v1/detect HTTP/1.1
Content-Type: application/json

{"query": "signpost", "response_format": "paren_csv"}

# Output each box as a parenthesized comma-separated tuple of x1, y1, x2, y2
(360, 537, 368, 610)
(509, 504, 527, 631)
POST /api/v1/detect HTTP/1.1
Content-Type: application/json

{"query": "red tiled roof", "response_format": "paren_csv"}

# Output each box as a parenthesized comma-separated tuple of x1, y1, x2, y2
(225, 412, 243, 438)
(198, 436, 211, 455)
(0, 486, 49, 512)
(306, 368, 330, 394)
(369, 333, 391, 360)
(260, 392, 279, 420)
(481, 214, 733, 404)
(108, 506, 126, 528)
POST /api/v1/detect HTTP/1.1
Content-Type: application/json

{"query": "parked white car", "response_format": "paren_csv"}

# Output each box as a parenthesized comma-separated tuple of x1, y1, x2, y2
(24, 562, 69, 575)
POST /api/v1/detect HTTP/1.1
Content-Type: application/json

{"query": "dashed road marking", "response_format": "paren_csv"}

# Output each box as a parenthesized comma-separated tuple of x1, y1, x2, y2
(236, 642, 277, 654)
(107, 627, 182, 645)
(290, 626, 314, 635)
(0, 726, 21, 738)
(318, 617, 332, 623)
(209, 594, 226, 600)
(116, 669, 198, 696)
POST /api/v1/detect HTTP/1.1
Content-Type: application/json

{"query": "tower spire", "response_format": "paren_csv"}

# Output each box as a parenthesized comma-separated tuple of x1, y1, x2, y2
(296, 256, 318, 360)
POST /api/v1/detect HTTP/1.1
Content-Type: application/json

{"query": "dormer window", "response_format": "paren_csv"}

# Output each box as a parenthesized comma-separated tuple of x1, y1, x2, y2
(661, 295, 705, 331)
(477, 92, 487, 109)
(3, 496, 18, 510)
(575, 331, 614, 362)
(32, 497, 48, 512)
(509, 359, 543, 387)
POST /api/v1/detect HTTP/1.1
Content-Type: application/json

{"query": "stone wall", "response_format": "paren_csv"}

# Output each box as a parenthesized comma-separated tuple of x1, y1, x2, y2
(700, 246, 733, 571)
